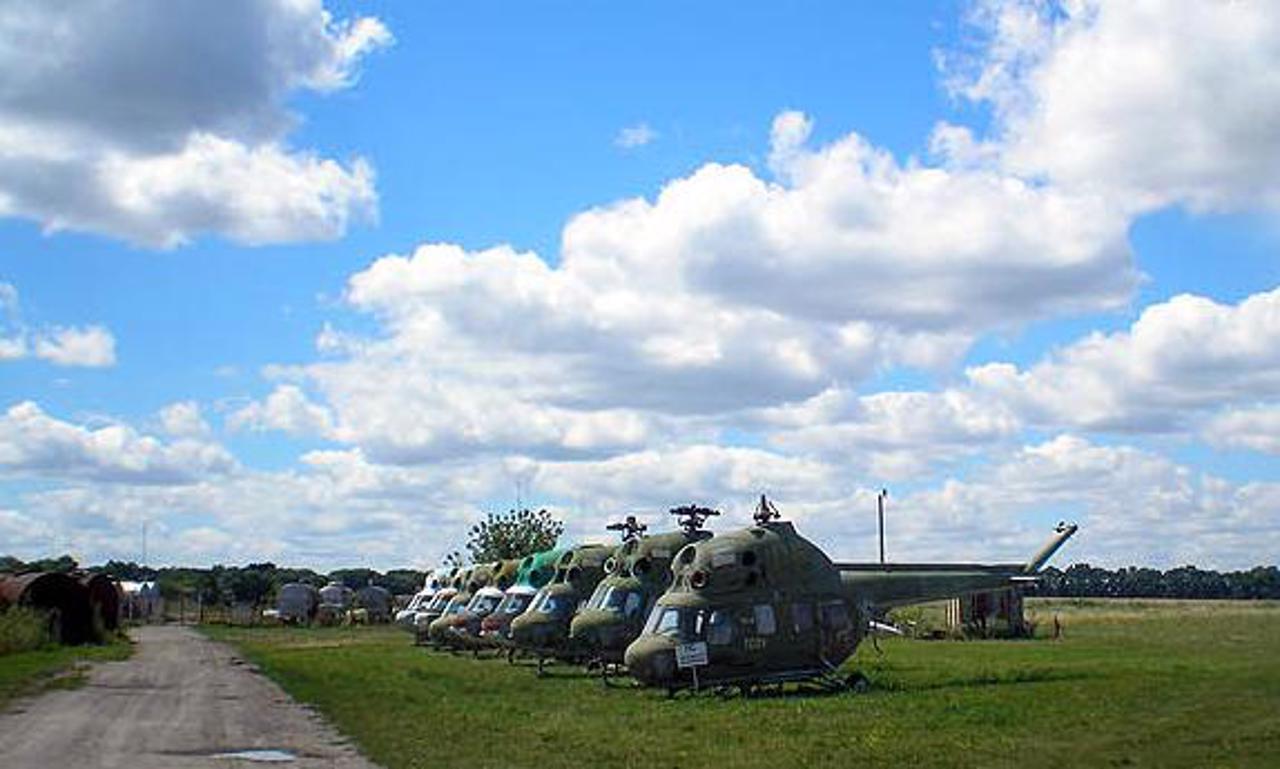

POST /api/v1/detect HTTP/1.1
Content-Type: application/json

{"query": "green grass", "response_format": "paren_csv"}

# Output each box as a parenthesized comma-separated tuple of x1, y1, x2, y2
(0, 636, 133, 710)
(203, 598, 1280, 769)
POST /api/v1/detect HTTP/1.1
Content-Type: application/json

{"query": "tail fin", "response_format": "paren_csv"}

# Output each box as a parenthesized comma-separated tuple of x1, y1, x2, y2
(1023, 522, 1078, 574)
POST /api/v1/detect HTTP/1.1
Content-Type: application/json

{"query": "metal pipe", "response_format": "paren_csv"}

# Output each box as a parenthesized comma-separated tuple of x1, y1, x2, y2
(877, 489, 888, 565)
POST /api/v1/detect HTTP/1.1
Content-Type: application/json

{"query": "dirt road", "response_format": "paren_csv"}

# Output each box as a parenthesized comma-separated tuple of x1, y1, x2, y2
(0, 625, 381, 768)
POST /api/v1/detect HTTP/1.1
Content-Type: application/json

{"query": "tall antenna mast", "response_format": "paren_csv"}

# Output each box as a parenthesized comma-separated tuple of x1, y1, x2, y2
(877, 489, 888, 565)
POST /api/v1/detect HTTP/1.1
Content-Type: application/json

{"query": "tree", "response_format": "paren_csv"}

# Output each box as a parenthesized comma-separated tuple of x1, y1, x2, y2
(463, 508, 563, 562)
(26, 554, 78, 573)
(329, 568, 379, 590)
(225, 565, 274, 606)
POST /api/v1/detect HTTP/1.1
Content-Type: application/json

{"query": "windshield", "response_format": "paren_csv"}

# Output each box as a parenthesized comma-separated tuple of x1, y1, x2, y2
(444, 596, 468, 615)
(589, 586, 644, 618)
(469, 594, 502, 615)
(425, 591, 454, 612)
(587, 583, 612, 610)
(529, 589, 569, 616)
(498, 593, 533, 615)
(642, 606, 707, 642)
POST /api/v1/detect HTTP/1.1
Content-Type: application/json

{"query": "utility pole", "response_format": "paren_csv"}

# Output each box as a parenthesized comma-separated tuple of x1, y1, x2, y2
(877, 489, 888, 565)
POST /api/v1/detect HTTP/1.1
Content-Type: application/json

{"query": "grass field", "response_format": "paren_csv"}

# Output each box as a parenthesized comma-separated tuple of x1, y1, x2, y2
(0, 638, 132, 710)
(203, 598, 1280, 769)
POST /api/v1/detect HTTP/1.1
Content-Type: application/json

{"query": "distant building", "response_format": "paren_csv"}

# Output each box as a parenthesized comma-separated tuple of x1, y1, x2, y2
(119, 581, 164, 623)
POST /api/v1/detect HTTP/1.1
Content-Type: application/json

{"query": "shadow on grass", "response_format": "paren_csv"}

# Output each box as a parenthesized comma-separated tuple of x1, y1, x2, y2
(656, 666, 1094, 702)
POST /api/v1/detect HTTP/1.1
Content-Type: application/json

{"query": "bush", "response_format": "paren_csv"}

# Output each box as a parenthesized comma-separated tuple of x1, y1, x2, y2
(0, 607, 52, 655)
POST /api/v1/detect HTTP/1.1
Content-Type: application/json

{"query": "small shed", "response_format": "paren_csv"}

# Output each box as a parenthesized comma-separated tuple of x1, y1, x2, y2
(120, 581, 164, 623)
(944, 587, 1027, 637)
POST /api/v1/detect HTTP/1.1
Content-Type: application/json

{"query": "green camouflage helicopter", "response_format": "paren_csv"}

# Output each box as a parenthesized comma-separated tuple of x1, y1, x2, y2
(623, 496, 1077, 694)
(508, 543, 614, 670)
(570, 506, 717, 667)
(478, 547, 567, 649)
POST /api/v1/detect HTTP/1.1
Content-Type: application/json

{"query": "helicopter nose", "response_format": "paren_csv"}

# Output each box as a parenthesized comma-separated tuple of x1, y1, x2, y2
(571, 614, 625, 654)
(509, 615, 548, 648)
(623, 635, 675, 686)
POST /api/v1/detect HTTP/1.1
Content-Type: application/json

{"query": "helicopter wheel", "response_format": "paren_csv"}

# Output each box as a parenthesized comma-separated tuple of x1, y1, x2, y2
(845, 672, 870, 693)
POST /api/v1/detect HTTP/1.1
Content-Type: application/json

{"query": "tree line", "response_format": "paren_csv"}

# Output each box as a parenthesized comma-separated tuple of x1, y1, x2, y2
(6, 555, 1280, 603)
(1034, 563, 1280, 600)
(0, 508, 563, 608)
(1, 554, 427, 607)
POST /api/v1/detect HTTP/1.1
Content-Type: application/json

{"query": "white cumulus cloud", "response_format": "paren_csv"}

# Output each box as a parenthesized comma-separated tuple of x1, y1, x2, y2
(0, 0, 390, 247)
(943, 0, 1280, 212)
(0, 401, 236, 485)
(0, 282, 117, 368)
(967, 288, 1280, 432)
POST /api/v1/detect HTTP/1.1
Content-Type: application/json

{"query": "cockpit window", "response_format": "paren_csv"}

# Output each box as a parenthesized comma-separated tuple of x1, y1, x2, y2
(792, 602, 814, 633)
(587, 584, 612, 610)
(497, 593, 533, 615)
(603, 588, 626, 611)
(468, 594, 501, 614)
(820, 601, 851, 631)
(707, 610, 733, 645)
(753, 604, 777, 636)
(426, 592, 454, 612)
(644, 606, 705, 642)
(656, 608, 680, 635)
(623, 591, 644, 619)
(532, 591, 568, 616)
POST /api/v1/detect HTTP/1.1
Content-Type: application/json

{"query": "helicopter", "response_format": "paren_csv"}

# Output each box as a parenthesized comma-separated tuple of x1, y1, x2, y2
(428, 559, 522, 648)
(478, 547, 567, 649)
(423, 563, 495, 645)
(569, 506, 718, 666)
(415, 565, 470, 629)
(507, 543, 614, 669)
(623, 495, 1078, 694)
(395, 567, 454, 629)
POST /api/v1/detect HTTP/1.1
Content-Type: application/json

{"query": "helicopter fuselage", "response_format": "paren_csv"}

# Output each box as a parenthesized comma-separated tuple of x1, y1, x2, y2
(623, 522, 861, 687)
(570, 528, 713, 662)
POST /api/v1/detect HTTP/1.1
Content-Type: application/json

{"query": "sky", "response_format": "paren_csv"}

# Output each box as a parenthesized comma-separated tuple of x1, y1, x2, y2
(1, 0, 1278, 572)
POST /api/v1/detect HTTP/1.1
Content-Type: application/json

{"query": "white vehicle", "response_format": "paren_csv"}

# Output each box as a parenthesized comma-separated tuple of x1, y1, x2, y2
(414, 586, 458, 633)
(395, 588, 437, 629)
(394, 567, 453, 629)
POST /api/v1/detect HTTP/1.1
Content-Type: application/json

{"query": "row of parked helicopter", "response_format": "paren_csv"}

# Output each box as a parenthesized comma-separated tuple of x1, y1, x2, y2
(393, 497, 1078, 693)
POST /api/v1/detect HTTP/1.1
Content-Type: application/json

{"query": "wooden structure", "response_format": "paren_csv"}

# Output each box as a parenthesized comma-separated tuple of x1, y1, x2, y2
(944, 586, 1027, 637)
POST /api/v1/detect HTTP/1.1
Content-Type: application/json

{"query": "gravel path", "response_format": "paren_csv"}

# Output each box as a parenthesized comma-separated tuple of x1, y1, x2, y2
(0, 625, 381, 768)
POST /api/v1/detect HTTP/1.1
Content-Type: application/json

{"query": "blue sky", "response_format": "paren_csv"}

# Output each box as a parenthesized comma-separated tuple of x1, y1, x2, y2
(1, 1, 1278, 571)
